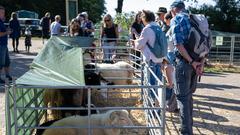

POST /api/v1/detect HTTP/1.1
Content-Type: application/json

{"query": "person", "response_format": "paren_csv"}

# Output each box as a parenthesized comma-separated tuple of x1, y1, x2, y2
(81, 12, 94, 37)
(130, 11, 143, 69)
(100, 14, 119, 63)
(161, 58, 178, 113)
(24, 20, 32, 53)
(76, 13, 85, 29)
(69, 18, 83, 37)
(156, 7, 168, 33)
(133, 10, 167, 103)
(170, 1, 202, 134)
(50, 15, 62, 36)
(40, 12, 51, 44)
(0, 6, 12, 83)
(164, 12, 176, 65)
(9, 12, 21, 53)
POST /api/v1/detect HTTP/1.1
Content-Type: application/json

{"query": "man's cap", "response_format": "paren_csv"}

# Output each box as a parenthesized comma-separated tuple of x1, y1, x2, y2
(170, 0, 185, 9)
(156, 7, 167, 14)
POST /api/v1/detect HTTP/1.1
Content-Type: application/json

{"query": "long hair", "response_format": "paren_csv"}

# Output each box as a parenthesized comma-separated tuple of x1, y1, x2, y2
(102, 14, 113, 28)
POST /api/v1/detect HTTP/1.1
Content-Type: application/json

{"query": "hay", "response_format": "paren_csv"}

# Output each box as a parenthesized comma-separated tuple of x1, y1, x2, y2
(92, 88, 148, 135)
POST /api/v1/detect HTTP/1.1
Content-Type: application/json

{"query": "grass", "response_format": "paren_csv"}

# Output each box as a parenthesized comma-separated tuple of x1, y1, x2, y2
(204, 63, 240, 73)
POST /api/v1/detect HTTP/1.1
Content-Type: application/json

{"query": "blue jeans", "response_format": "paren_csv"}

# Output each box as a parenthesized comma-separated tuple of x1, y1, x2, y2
(167, 52, 176, 65)
(166, 87, 173, 101)
(147, 60, 162, 100)
(102, 41, 116, 61)
(0, 45, 10, 69)
(175, 59, 198, 135)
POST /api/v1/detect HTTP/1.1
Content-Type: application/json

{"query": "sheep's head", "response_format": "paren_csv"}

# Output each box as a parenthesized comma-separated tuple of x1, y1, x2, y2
(109, 110, 133, 126)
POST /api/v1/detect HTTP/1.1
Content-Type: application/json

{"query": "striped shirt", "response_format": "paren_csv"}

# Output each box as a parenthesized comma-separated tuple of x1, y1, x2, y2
(170, 11, 191, 47)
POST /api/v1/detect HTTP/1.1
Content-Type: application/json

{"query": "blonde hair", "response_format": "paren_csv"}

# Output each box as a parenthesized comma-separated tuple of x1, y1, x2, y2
(55, 15, 61, 21)
(10, 12, 17, 20)
(102, 14, 113, 28)
(45, 12, 50, 17)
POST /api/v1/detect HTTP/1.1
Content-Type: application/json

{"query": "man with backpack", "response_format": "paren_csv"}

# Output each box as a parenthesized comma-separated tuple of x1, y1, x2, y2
(170, 0, 211, 134)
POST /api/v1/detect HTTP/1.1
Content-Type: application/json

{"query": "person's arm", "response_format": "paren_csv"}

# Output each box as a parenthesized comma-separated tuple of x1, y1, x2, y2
(0, 24, 11, 37)
(115, 24, 119, 38)
(176, 45, 201, 70)
(133, 27, 151, 50)
(172, 19, 201, 70)
(165, 66, 174, 88)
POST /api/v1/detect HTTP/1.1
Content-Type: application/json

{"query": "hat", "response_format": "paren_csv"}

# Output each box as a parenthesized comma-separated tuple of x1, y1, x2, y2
(156, 7, 167, 14)
(81, 11, 88, 17)
(170, 0, 185, 9)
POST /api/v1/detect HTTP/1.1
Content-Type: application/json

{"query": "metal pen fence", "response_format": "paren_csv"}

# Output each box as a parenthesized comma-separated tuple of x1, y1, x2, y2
(6, 41, 167, 135)
(206, 34, 240, 66)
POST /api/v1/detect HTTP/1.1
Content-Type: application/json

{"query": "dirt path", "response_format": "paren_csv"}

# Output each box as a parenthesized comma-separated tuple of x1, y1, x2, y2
(165, 72, 240, 135)
(1, 38, 240, 135)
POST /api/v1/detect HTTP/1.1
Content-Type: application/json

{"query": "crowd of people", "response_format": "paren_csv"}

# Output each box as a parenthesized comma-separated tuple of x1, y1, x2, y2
(0, 0, 208, 134)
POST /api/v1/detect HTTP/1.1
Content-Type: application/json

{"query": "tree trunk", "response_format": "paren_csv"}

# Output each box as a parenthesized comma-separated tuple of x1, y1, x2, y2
(116, 0, 123, 13)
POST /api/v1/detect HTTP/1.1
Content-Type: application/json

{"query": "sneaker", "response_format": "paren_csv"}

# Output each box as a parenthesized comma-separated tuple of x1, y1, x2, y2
(0, 78, 5, 84)
(6, 75, 12, 81)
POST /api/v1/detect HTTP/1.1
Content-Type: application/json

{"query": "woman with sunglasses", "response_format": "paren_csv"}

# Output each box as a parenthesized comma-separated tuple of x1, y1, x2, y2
(100, 14, 119, 63)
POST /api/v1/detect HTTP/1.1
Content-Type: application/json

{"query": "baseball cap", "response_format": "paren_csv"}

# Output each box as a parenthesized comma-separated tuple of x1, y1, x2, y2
(170, 0, 185, 9)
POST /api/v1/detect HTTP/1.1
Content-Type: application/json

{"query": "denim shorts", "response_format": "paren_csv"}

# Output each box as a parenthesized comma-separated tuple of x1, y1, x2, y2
(0, 45, 10, 68)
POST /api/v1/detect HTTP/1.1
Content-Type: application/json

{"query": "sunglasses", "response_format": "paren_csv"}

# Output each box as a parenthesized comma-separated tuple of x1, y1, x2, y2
(104, 19, 111, 22)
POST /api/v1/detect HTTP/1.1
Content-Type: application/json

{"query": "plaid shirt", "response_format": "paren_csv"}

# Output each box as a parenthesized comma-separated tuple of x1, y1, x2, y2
(170, 11, 191, 46)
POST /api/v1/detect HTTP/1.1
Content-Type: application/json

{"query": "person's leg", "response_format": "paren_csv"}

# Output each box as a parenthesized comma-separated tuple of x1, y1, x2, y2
(102, 42, 109, 62)
(12, 38, 16, 52)
(0, 45, 4, 83)
(4, 47, 12, 80)
(16, 37, 19, 52)
(109, 42, 116, 62)
(175, 60, 194, 135)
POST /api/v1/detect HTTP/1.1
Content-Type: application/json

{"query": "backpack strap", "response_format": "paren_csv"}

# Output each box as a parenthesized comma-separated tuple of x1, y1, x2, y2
(189, 14, 207, 38)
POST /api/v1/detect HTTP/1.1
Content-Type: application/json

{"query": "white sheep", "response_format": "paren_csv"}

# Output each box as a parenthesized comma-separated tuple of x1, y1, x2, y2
(86, 61, 134, 85)
(42, 110, 134, 135)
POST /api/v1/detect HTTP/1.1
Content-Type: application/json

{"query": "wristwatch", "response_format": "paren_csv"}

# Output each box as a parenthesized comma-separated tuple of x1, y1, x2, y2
(189, 60, 194, 65)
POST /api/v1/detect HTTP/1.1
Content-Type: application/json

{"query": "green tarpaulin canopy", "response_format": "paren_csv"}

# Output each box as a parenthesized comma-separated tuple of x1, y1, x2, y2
(6, 36, 94, 135)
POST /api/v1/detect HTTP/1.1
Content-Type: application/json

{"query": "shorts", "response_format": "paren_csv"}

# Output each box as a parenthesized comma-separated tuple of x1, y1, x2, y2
(0, 45, 10, 68)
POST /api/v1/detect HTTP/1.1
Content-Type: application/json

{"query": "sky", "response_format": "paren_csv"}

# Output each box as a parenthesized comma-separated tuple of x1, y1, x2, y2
(105, 0, 216, 16)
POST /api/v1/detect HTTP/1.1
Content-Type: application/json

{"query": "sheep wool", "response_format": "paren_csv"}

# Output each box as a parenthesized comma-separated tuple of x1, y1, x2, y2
(42, 110, 133, 135)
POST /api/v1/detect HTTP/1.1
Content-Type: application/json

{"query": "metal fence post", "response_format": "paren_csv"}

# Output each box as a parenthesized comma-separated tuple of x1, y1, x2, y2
(230, 36, 235, 66)
(5, 80, 11, 135)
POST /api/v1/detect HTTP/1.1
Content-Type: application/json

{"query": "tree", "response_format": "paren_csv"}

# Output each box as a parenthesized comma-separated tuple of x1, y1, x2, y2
(116, 0, 124, 13)
(78, 0, 106, 23)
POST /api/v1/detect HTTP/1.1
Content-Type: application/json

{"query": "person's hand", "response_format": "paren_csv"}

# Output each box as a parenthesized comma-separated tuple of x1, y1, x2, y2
(130, 39, 135, 46)
(191, 61, 201, 70)
(196, 64, 204, 76)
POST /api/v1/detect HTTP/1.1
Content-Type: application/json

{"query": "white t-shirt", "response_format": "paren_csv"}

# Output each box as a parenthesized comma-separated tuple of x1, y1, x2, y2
(50, 21, 61, 35)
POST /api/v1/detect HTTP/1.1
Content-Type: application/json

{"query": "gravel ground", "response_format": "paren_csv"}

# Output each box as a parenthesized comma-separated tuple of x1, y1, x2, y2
(1, 38, 240, 135)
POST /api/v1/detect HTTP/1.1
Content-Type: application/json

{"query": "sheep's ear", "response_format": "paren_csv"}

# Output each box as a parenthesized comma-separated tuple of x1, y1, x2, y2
(109, 111, 121, 125)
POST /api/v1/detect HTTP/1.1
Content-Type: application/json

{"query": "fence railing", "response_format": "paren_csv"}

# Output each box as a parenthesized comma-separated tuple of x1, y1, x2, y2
(208, 35, 240, 66)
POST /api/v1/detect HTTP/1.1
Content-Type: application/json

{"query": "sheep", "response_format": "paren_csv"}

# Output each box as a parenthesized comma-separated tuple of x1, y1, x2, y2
(85, 61, 134, 85)
(42, 110, 134, 135)
(43, 70, 108, 120)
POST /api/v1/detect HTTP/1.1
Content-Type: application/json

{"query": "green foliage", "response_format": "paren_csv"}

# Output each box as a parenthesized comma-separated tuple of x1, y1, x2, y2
(114, 12, 134, 31)
(78, 0, 106, 23)
(113, 12, 135, 38)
